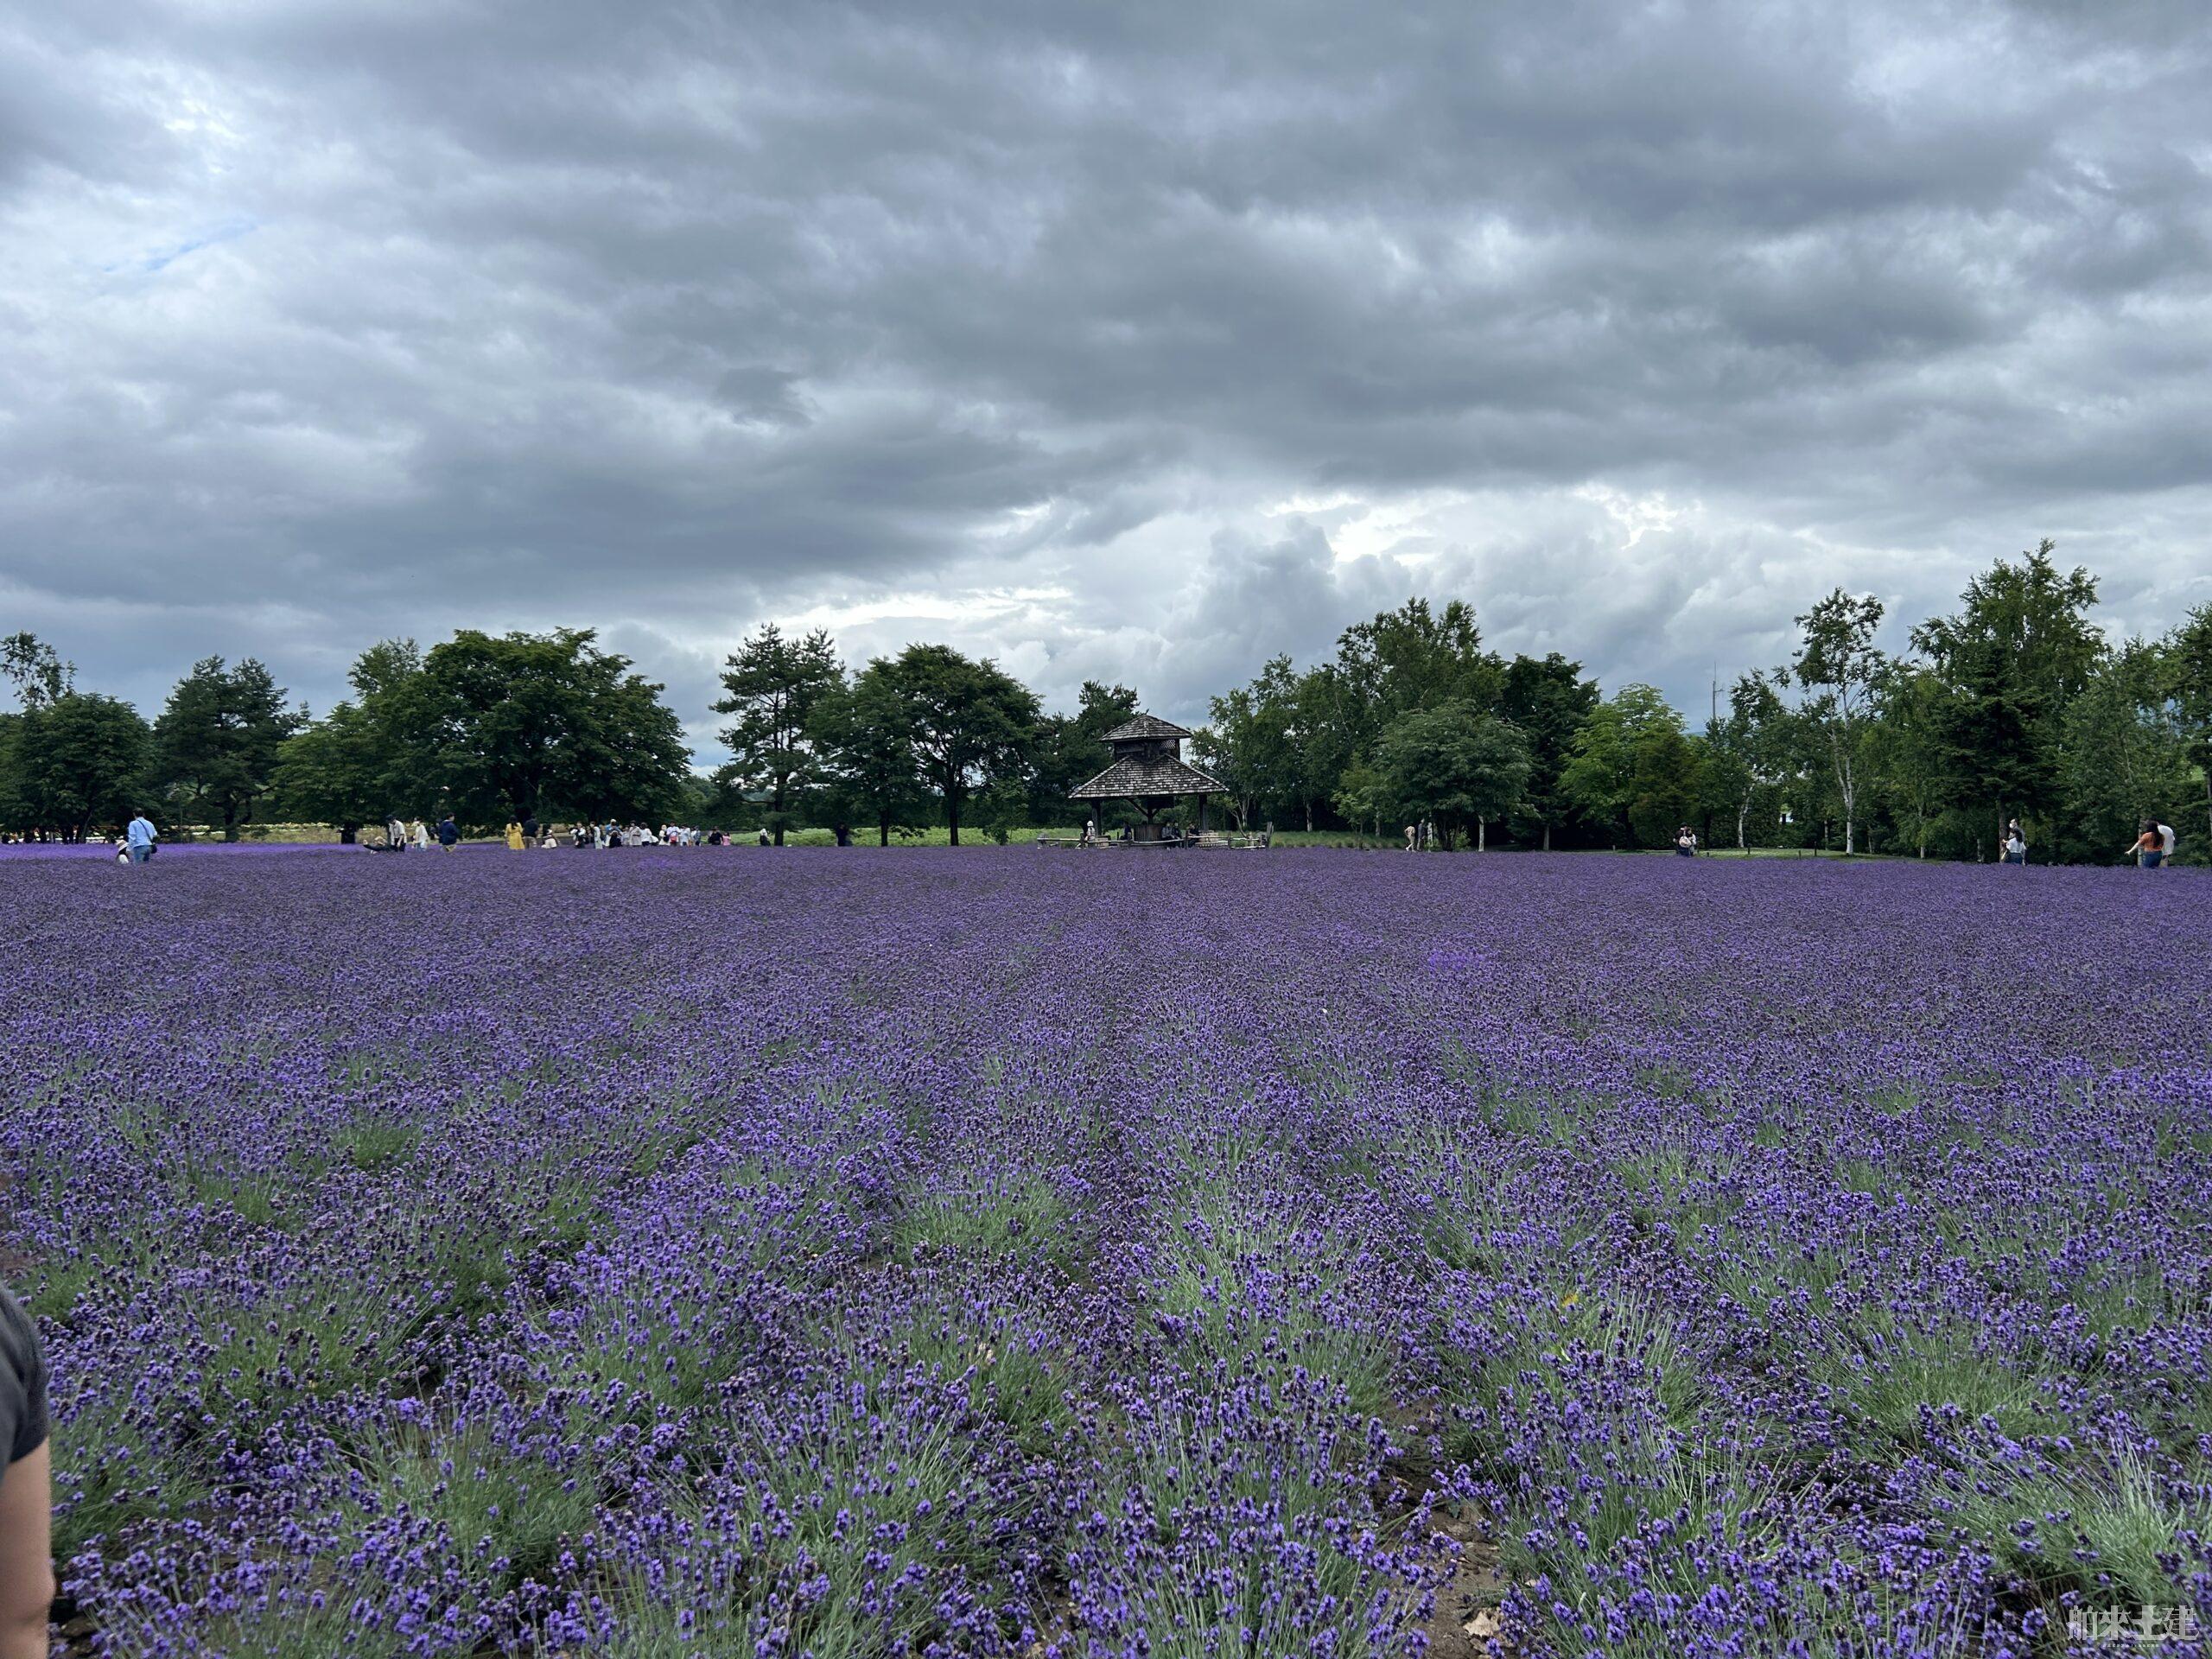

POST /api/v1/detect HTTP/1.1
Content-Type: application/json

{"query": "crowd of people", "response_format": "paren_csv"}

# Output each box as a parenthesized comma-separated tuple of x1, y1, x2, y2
(81, 806, 2192, 867)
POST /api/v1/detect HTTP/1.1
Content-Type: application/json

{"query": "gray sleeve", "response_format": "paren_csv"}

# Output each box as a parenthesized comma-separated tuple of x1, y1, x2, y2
(0, 1295, 48, 1464)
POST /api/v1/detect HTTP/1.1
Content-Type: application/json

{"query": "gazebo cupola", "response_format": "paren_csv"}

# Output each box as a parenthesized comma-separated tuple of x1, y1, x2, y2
(1069, 714, 1228, 842)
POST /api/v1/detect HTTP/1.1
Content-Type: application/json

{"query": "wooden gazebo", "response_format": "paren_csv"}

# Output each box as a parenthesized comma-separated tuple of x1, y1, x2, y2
(1069, 714, 1228, 842)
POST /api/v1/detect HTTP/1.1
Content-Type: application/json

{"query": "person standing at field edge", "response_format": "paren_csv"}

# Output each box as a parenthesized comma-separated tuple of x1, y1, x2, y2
(124, 810, 156, 864)
(2003, 820, 2026, 865)
(436, 814, 460, 850)
(2125, 821, 2164, 868)
(2157, 819, 2177, 867)
(0, 1285, 54, 1659)
(505, 821, 525, 851)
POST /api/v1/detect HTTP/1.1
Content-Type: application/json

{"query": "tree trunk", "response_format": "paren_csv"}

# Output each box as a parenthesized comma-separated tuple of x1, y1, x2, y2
(1478, 817, 1486, 852)
(340, 825, 358, 844)
(1304, 801, 1314, 833)
(1736, 796, 1749, 849)
(878, 806, 892, 847)
(1542, 821, 1552, 852)
(945, 788, 961, 846)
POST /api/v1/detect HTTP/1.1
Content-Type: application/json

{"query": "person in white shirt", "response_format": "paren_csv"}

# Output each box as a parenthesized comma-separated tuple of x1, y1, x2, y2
(2157, 822, 2177, 867)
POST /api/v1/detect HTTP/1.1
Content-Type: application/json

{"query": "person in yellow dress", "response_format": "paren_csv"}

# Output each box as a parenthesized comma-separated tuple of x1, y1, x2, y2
(505, 821, 525, 851)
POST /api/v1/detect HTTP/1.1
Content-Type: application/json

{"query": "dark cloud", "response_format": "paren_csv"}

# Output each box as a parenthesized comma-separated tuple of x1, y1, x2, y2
(3, 0, 2208, 754)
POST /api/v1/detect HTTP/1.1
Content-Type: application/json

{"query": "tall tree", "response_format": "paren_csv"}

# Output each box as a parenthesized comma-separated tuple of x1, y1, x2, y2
(1376, 702, 1532, 849)
(2165, 604, 2212, 851)
(1791, 588, 1886, 855)
(1910, 541, 2101, 847)
(1498, 652, 1600, 850)
(270, 639, 427, 841)
(2, 693, 152, 840)
(0, 633, 73, 709)
(1030, 680, 1139, 823)
(409, 629, 689, 825)
(1289, 665, 1357, 833)
(1709, 669, 1795, 850)
(2058, 640, 2193, 861)
(1560, 683, 1696, 848)
(712, 624, 842, 846)
(1869, 663, 1947, 858)
(153, 657, 302, 840)
(271, 702, 395, 842)
(1204, 657, 1301, 829)
(810, 668, 921, 846)
(873, 644, 1039, 845)
(1332, 598, 1502, 753)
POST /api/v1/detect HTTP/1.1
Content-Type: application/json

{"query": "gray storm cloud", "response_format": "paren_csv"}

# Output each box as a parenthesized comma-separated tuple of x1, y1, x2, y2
(2, 0, 2207, 758)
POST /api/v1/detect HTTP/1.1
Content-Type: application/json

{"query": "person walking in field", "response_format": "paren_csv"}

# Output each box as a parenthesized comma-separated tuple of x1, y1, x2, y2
(0, 1285, 54, 1659)
(124, 810, 156, 865)
(1675, 825, 1698, 857)
(436, 814, 460, 850)
(2125, 821, 2164, 868)
(2157, 820, 2177, 867)
(1404, 824, 1417, 853)
(2003, 821, 2026, 865)
(410, 818, 431, 851)
(505, 821, 525, 852)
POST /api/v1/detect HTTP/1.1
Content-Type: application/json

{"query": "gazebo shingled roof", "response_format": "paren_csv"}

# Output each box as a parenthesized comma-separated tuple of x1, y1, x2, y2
(1069, 753, 1229, 801)
(1098, 713, 1194, 745)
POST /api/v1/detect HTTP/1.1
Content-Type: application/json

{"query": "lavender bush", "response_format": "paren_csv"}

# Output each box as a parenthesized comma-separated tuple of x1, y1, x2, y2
(5, 847, 2207, 1656)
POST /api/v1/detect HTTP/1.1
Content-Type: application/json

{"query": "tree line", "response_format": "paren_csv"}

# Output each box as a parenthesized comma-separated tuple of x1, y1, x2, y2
(1202, 542, 2209, 861)
(3, 539, 2206, 860)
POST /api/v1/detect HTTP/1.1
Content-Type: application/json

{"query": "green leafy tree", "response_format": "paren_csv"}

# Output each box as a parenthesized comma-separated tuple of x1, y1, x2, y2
(1560, 683, 1697, 848)
(712, 624, 842, 845)
(810, 668, 921, 845)
(1030, 681, 1139, 823)
(1205, 657, 1301, 829)
(1289, 665, 1357, 832)
(1376, 701, 1532, 849)
(271, 639, 427, 841)
(1869, 663, 1948, 858)
(1498, 652, 1599, 849)
(271, 702, 395, 842)
(1910, 540, 2101, 849)
(0, 632, 73, 709)
(153, 657, 302, 840)
(2059, 640, 2194, 861)
(1708, 670, 1795, 849)
(3, 693, 152, 839)
(1331, 757, 1395, 846)
(1332, 598, 1502, 753)
(408, 629, 689, 826)
(2165, 604, 2212, 851)
(872, 645, 1039, 845)
(1791, 588, 1886, 855)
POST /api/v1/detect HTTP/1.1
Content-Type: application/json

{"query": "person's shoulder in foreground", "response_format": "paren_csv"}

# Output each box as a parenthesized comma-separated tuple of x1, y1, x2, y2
(0, 1287, 52, 1656)
(0, 1297, 42, 1464)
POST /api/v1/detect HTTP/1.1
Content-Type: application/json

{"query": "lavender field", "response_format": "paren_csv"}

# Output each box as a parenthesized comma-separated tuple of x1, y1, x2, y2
(6, 848, 2209, 1657)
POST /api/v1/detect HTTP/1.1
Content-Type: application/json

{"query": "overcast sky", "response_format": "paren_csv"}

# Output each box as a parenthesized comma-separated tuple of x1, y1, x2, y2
(3, 1, 2208, 760)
